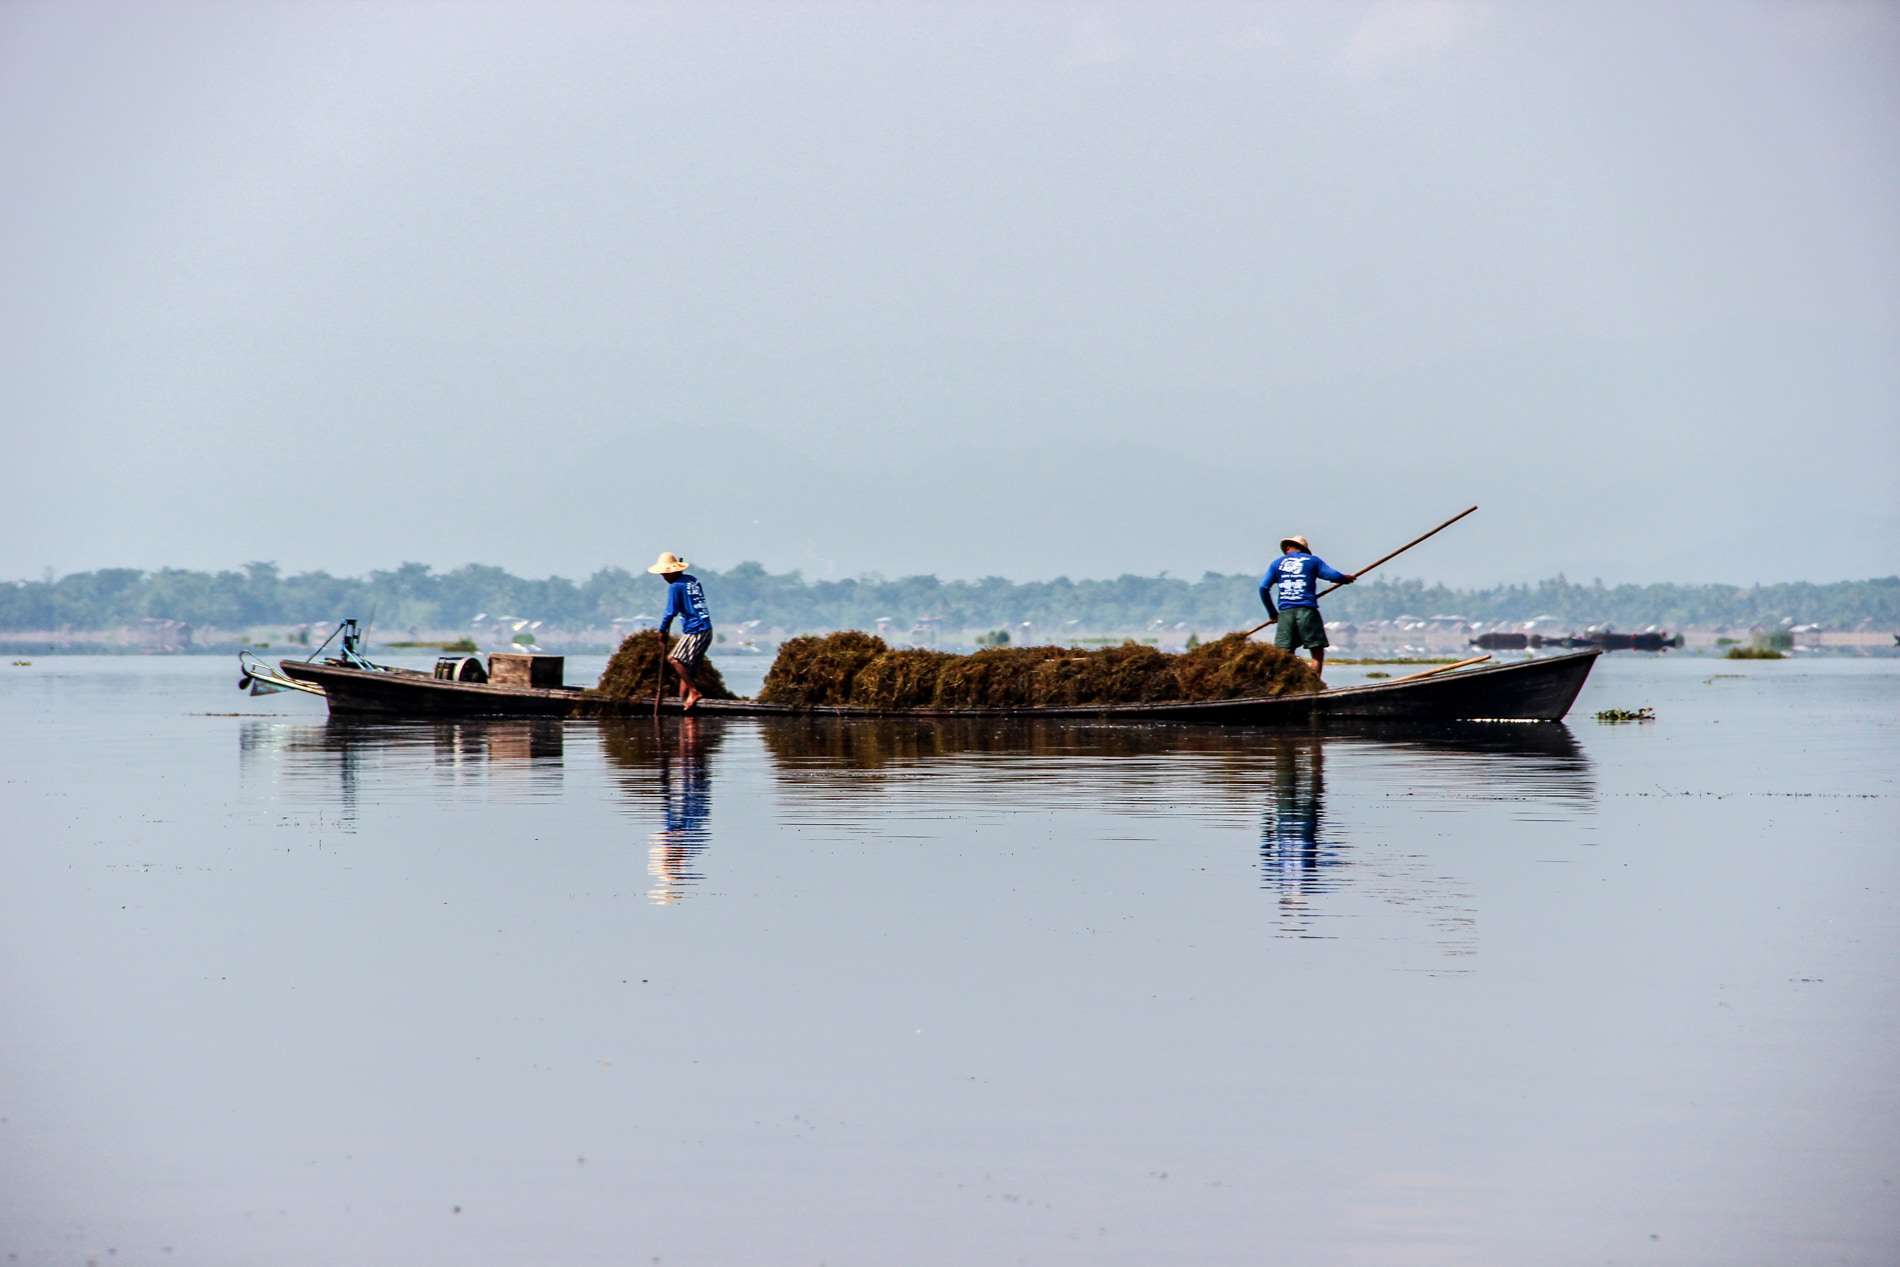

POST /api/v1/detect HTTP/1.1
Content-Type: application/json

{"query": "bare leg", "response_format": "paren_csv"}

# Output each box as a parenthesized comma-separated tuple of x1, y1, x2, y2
(1311, 649, 1325, 676)
(668, 658, 703, 710)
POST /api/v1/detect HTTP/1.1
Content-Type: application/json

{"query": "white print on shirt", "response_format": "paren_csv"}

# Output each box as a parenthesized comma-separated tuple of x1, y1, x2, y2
(1274, 557, 1312, 603)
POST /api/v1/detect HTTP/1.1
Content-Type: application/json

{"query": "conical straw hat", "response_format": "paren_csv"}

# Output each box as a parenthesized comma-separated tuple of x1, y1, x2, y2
(1279, 535, 1310, 553)
(647, 551, 689, 575)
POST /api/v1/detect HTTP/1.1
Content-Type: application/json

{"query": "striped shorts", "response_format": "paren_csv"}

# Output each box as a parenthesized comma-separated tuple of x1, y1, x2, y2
(668, 630, 711, 667)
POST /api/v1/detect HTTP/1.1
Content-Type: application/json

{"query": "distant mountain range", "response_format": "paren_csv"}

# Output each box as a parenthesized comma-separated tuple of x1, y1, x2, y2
(4, 562, 1896, 634)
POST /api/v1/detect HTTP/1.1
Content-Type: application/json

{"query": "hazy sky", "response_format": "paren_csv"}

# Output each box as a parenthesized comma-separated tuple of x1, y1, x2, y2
(3, 1, 1895, 587)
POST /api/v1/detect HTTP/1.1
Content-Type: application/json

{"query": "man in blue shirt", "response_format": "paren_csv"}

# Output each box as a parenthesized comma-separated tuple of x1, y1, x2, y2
(1260, 534, 1355, 676)
(648, 551, 714, 711)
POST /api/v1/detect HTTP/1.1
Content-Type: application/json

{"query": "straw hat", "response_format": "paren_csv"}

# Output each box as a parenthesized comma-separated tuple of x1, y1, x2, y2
(646, 551, 689, 575)
(1279, 535, 1310, 553)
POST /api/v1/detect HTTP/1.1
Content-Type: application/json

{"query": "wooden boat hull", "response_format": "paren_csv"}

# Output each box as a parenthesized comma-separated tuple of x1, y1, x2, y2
(278, 649, 1600, 724)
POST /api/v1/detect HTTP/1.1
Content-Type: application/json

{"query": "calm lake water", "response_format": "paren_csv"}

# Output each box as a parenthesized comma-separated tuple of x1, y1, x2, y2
(2, 653, 1896, 1265)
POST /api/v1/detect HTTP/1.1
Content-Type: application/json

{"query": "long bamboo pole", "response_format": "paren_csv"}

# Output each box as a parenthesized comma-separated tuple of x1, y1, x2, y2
(652, 628, 667, 718)
(1382, 653, 1490, 684)
(1244, 505, 1479, 638)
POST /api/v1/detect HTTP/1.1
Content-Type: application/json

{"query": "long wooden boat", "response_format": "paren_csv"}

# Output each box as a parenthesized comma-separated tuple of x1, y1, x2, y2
(275, 648, 1600, 724)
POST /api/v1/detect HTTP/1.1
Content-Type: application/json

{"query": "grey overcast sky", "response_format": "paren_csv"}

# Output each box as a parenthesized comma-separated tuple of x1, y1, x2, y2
(2, 1, 1895, 587)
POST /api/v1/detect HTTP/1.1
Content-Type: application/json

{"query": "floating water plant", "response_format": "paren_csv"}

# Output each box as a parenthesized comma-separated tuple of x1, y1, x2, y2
(388, 637, 479, 652)
(756, 631, 1320, 709)
(596, 633, 737, 700)
(1594, 707, 1656, 722)
(1725, 646, 1786, 660)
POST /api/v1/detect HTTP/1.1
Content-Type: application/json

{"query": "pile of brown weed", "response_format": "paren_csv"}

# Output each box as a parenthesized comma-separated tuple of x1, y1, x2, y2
(757, 631, 1320, 709)
(1172, 633, 1322, 699)
(596, 632, 737, 700)
(757, 630, 888, 707)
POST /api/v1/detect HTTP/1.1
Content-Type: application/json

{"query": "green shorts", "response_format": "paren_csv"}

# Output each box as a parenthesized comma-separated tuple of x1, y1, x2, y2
(1274, 607, 1329, 651)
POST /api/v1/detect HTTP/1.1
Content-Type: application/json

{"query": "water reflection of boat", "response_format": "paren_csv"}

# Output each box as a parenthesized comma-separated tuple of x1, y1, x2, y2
(758, 718, 1592, 947)
(756, 716, 1592, 823)
(238, 717, 566, 818)
(242, 716, 567, 761)
(756, 715, 1589, 773)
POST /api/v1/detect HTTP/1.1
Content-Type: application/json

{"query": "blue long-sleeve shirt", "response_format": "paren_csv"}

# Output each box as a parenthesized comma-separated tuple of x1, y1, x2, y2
(1259, 552, 1348, 615)
(659, 573, 713, 636)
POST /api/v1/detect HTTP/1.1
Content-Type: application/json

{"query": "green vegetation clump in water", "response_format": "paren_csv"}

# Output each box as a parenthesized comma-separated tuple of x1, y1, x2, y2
(387, 637, 479, 652)
(1725, 646, 1786, 660)
(596, 633, 737, 701)
(758, 632, 1320, 709)
(1594, 707, 1656, 722)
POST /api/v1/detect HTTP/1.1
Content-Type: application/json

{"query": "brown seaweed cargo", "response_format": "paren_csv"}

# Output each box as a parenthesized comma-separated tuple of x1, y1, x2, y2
(585, 631, 1318, 712)
(758, 633, 1320, 709)
(596, 634, 738, 701)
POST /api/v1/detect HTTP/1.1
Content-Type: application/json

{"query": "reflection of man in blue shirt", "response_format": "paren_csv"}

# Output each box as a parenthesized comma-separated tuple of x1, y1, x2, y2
(1260, 739, 1340, 934)
(1259, 534, 1354, 676)
(649, 718, 712, 904)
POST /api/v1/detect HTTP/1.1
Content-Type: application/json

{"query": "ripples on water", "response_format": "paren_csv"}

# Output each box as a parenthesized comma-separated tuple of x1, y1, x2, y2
(238, 714, 1597, 946)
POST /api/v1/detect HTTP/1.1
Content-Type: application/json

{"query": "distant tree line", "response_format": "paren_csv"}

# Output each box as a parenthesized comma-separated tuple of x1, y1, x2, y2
(2, 561, 1895, 633)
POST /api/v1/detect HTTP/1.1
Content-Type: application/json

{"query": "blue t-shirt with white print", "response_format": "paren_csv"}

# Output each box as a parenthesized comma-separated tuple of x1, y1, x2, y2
(1259, 552, 1348, 613)
(660, 574, 713, 636)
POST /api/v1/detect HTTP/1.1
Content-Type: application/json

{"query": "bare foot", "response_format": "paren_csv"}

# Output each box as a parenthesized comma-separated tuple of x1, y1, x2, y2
(682, 690, 703, 712)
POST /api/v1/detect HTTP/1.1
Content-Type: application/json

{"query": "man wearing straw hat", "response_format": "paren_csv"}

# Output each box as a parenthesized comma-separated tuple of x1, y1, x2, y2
(649, 551, 713, 710)
(1260, 534, 1355, 676)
